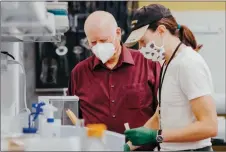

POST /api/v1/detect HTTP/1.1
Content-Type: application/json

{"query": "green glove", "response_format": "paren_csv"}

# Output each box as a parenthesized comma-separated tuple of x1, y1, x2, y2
(124, 143, 130, 151)
(124, 126, 158, 145)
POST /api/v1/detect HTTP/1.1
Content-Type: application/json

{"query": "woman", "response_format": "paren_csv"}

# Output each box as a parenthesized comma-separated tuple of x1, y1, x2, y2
(124, 4, 218, 151)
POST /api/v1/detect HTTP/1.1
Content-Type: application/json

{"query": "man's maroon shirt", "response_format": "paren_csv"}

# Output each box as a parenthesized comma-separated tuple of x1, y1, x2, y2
(67, 45, 161, 150)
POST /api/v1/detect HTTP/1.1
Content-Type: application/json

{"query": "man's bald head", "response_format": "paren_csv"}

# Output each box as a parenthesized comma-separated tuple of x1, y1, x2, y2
(84, 11, 122, 67)
(84, 11, 118, 36)
(84, 11, 121, 48)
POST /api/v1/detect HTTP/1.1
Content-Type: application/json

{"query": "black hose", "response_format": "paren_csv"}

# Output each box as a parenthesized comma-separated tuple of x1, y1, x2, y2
(1, 51, 15, 60)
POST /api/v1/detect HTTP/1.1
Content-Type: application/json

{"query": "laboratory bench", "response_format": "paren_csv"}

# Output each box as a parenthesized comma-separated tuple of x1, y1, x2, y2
(213, 143, 226, 151)
(213, 114, 226, 151)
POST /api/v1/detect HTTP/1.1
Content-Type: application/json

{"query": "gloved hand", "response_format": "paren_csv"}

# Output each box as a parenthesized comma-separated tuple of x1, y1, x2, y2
(124, 126, 158, 145)
(124, 143, 130, 151)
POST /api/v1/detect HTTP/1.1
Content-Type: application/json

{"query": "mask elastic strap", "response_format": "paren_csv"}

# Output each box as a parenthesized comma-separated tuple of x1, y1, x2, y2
(158, 32, 165, 49)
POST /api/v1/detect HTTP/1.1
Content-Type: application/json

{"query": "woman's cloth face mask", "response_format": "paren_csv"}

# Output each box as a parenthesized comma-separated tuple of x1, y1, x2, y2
(92, 42, 116, 64)
(139, 41, 165, 62)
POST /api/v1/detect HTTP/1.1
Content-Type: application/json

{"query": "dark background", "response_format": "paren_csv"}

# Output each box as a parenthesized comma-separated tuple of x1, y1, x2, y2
(35, 1, 139, 89)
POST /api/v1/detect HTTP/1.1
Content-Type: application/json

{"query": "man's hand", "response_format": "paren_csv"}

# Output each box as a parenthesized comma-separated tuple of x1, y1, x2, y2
(124, 143, 130, 151)
(124, 127, 158, 145)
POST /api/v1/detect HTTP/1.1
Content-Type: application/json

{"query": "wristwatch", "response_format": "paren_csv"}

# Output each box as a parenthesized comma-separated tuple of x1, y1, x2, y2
(156, 129, 164, 143)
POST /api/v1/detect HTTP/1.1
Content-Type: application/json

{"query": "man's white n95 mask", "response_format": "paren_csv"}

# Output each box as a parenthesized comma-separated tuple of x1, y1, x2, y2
(139, 41, 165, 62)
(92, 43, 116, 64)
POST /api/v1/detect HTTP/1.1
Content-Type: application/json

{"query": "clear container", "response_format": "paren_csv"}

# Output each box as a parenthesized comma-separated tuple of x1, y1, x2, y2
(38, 96, 80, 125)
(1, 111, 30, 135)
(103, 130, 125, 151)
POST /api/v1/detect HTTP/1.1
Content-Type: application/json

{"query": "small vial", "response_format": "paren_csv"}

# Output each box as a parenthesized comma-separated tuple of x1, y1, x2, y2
(124, 122, 140, 151)
(124, 123, 130, 130)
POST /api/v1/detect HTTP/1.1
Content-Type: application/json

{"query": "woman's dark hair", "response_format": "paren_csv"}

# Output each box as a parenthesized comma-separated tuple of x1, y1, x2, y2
(148, 16, 203, 52)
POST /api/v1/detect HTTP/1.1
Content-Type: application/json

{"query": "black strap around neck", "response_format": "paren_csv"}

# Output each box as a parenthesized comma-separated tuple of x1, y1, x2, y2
(158, 42, 183, 126)
(157, 42, 182, 151)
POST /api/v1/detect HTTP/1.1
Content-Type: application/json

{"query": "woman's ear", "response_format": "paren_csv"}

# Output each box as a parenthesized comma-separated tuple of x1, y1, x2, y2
(157, 25, 167, 35)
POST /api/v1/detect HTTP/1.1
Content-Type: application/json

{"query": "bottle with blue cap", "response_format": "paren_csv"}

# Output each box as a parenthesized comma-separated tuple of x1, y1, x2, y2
(22, 102, 46, 137)
(40, 103, 59, 137)
(42, 103, 57, 123)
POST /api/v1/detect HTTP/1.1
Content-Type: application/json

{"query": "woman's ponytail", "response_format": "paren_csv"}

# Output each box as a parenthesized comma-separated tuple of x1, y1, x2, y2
(149, 16, 203, 52)
(179, 25, 203, 52)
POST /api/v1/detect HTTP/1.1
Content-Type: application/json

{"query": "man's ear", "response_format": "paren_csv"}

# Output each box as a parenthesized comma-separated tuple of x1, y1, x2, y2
(116, 27, 122, 41)
(86, 38, 92, 49)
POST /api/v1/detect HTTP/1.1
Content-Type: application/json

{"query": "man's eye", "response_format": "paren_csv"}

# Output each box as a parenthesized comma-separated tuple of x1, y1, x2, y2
(91, 42, 97, 45)
(100, 39, 108, 43)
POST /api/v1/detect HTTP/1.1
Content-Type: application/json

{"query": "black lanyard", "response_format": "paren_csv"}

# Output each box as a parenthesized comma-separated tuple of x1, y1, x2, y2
(158, 42, 182, 129)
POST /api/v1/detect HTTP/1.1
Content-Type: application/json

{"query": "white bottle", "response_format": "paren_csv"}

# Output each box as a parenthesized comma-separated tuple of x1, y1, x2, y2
(40, 104, 59, 138)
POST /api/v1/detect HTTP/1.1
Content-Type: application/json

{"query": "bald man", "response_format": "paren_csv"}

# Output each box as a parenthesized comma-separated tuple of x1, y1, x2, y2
(67, 11, 161, 150)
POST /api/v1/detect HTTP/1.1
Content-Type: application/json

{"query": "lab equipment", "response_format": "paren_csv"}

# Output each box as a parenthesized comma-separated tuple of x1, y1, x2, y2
(31, 102, 46, 122)
(42, 102, 58, 122)
(1, 1, 69, 120)
(56, 45, 68, 56)
(1, 2, 69, 42)
(66, 109, 78, 125)
(86, 124, 108, 151)
(1, 46, 29, 116)
(2, 113, 126, 151)
(124, 122, 130, 130)
(22, 102, 46, 134)
(104, 130, 126, 151)
(65, 108, 84, 127)
(38, 96, 80, 125)
(47, 2, 69, 34)
(39, 103, 61, 138)
(124, 123, 140, 151)
(54, 37, 70, 78)
(1, 108, 41, 151)
(39, 119, 61, 138)
(1, 110, 30, 137)
(1, 2, 47, 23)
(2, 11, 56, 38)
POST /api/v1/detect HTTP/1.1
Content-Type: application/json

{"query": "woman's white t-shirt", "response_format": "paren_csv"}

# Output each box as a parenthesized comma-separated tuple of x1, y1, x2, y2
(159, 46, 214, 151)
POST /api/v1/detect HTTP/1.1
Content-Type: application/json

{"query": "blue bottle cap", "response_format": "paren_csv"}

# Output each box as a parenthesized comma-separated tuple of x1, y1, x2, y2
(47, 9, 67, 16)
(23, 127, 37, 134)
(47, 118, 54, 123)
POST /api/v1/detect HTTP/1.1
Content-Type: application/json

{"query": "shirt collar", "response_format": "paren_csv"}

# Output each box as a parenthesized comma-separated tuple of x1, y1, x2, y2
(121, 45, 135, 65)
(92, 45, 135, 70)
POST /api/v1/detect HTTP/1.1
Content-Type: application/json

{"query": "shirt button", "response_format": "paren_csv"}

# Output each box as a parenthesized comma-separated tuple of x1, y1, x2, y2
(112, 100, 115, 103)
(112, 115, 116, 118)
(111, 85, 114, 88)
